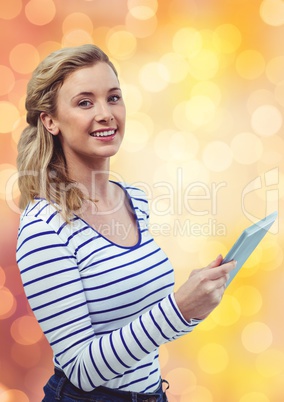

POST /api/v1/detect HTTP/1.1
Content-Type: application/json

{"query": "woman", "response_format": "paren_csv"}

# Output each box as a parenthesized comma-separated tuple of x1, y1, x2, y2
(16, 44, 235, 402)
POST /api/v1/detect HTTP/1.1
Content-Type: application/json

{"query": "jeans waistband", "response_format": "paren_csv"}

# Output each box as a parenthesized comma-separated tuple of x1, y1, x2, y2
(53, 367, 168, 402)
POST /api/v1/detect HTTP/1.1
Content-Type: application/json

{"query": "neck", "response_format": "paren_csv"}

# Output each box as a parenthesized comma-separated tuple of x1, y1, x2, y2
(67, 158, 111, 201)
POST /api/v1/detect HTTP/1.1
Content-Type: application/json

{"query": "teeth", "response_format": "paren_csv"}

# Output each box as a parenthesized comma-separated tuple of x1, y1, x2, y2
(91, 130, 115, 137)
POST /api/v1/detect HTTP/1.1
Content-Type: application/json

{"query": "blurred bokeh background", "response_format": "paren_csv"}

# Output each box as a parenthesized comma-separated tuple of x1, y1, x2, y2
(0, 0, 284, 401)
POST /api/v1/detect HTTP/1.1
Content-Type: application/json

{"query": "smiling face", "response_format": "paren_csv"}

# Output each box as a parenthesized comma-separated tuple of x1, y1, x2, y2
(41, 62, 126, 172)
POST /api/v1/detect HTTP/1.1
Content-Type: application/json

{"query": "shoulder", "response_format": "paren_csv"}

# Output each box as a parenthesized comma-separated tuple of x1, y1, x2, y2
(18, 198, 69, 237)
(123, 184, 148, 202)
(119, 183, 150, 224)
(20, 198, 62, 222)
(119, 183, 149, 210)
(17, 199, 82, 264)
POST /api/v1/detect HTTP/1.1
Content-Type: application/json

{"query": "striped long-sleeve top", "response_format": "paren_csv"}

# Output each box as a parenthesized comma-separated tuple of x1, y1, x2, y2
(16, 183, 201, 393)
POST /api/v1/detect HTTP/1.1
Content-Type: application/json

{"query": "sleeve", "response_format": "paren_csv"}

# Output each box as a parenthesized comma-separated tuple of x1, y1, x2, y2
(16, 217, 200, 392)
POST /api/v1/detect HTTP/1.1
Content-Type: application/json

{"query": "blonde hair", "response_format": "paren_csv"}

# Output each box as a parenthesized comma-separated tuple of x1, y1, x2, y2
(17, 44, 117, 220)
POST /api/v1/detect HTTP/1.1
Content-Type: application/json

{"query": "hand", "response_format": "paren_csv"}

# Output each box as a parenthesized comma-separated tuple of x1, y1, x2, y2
(174, 255, 236, 321)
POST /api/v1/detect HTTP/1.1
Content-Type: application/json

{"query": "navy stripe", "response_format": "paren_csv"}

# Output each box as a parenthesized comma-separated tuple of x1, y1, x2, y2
(77, 367, 82, 390)
(17, 243, 69, 263)
(83, 252, 166, 287)
(84, 256, 168, 290)
(109, 332, 130, 369)
(50, 324, 92, 346)
(84, 238, 154, 269)
(26, 200, 42, 214)
(88, 343, 108, 382)
(38, 300, 88, 322)
(27, 277, 82, 300)
(17, 218, 43, 237)
(119, 328, 139, 362)
(158, 300, 179, 333)
(76, 242, 111, 263)
(62, 354, 77, 370)
(57, 221, 68, 234)
(83, 362, 96, 389)
(16, 230, 57, 252)
(20, 255, 76, 274)
(139, 316, 159, 348)
(74, 233, 101, 252)
(23, 266, 78, 286)
(149, 309, 170, 341)
(99, 337, 120, 375)
(90, 284, 173, 326)
(87, 268, 172, 302)
(169, 294, 192, 327)
(56, 333, 94, 358)
(33, 289, 85, 311)
(46, 210, 59, 223)
(35, 202, 49, 217)
(44, 313, 90, 334)
(89, 283, 173, 316)
(130, 322, 149, 354)
(134, 206, 148, 217)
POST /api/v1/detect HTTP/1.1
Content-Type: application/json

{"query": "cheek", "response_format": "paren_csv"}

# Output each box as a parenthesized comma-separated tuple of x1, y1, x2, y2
(56, 113, 88, 133)
(118, 106, 126, 123)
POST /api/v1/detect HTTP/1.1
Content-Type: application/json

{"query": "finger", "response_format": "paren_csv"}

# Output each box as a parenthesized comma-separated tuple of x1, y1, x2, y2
(215, 275, 228, 289)
(208, 254, 223, 269)
(206, 274, 227, 291)
(207, 260, 236, 280)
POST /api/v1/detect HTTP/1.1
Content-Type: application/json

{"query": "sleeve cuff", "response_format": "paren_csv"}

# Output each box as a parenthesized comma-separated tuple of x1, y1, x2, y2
(160, 293, 203, 335)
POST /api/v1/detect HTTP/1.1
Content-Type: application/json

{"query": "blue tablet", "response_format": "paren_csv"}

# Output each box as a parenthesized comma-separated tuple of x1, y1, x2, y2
(223, 211, 278, 286)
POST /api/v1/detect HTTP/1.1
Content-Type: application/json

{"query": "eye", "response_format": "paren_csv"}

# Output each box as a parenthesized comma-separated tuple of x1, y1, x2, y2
(78, 99, 92, 108)
(108, 94, 121, 103)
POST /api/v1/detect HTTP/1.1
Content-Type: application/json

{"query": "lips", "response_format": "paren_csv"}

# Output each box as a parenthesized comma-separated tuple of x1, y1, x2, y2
(90, 129, 116, 137)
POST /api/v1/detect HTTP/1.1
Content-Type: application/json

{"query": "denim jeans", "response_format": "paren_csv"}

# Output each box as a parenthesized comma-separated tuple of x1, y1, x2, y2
(42, 368, 169, 402)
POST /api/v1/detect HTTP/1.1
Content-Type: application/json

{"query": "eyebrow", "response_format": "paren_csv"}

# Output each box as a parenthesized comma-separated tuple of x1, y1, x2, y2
(71, 88, 122, 100)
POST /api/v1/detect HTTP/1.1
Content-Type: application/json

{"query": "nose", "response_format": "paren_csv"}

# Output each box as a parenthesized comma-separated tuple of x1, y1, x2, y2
(94, 101, 113, 123)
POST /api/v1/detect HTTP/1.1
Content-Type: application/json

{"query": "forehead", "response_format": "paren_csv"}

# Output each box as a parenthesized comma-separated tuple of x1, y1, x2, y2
(60, 62, 119, 95)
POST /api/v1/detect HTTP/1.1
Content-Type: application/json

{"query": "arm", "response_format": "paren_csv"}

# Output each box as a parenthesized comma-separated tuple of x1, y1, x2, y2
(17, 216, 200, 391)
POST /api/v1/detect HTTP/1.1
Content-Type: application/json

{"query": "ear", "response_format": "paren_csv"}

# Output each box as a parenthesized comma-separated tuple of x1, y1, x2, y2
(40, 112, 60, 135)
